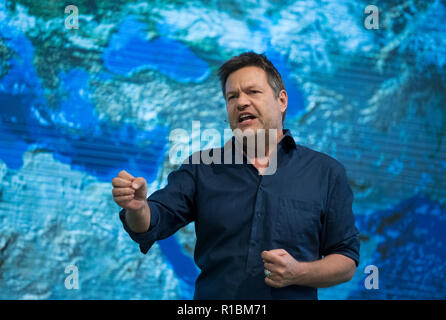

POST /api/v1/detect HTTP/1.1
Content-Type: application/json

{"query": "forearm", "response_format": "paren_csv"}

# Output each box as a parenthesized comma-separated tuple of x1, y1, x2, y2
(293, 254, 357, 288)
(125, 201, 151, 233)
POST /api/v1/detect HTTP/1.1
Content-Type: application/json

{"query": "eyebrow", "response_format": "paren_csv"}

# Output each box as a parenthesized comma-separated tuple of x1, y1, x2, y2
(226, 85, 262, 97)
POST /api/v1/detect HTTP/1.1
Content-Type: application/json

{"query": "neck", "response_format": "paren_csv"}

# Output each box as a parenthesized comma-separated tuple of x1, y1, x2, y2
(241, 128, 283, 169)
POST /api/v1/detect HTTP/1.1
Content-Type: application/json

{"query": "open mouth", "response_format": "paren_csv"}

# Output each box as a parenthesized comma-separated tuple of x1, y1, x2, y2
(239, 114, 257, 123)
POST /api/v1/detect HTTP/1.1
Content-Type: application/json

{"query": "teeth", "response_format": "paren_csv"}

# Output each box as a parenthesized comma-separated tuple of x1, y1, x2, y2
(239, 114, 254, 121)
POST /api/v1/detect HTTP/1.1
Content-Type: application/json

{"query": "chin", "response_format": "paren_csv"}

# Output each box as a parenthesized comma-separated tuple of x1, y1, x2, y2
(234, 125, 260, 136)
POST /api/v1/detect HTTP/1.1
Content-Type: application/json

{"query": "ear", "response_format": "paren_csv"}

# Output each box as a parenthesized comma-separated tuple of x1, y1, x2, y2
(278, 90, 288, 114)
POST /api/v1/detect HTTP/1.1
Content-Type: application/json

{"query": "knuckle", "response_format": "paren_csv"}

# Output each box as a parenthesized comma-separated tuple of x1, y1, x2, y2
(117, 195, 131, 201)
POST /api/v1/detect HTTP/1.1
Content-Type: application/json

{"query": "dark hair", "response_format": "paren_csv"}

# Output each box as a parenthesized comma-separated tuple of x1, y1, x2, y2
(218, 51, 287, 123)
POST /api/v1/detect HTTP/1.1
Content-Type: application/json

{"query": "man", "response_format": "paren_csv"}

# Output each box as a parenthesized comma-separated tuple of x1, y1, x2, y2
(112, 52, 360, 299)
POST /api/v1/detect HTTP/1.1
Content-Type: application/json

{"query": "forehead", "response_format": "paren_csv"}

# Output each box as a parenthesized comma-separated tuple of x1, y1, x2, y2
(225, 66, 268, 92)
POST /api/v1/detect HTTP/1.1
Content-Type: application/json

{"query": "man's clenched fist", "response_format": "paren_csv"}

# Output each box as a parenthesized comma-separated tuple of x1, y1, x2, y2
(112, 170, 148, 211)
(261, 249, 303, 288)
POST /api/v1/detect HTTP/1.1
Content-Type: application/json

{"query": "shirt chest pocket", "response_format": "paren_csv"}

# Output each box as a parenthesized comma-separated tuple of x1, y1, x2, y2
(273, 197, 322, 249)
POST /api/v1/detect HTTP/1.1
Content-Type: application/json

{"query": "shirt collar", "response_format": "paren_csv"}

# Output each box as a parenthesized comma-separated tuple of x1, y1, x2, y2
(280, 129, 297, 152)
(227, 128, 297, 158)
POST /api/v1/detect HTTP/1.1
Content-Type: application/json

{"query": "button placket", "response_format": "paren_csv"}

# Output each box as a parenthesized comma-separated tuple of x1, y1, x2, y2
(245, 180, 264, 273)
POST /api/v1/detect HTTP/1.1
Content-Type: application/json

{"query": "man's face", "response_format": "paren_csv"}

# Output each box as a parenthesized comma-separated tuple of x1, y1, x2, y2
(225, 66, 287, 135)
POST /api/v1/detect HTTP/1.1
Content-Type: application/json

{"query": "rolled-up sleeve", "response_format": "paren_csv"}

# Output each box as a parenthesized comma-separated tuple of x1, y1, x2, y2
(119, 204, 161, 254)
(118, 157, 197, 254)
(319, 164, 360, 266)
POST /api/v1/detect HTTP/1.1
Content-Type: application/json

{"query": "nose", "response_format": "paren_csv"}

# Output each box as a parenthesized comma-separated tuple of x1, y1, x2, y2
(236, 92, 250, 111)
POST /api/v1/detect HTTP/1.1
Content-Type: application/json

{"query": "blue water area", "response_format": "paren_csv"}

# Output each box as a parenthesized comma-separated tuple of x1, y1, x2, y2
(103, 17, 210, 83)
(351, 194, 446, 299)
(58, 69, 99, 131)
(0, 57, 167, 183)
(158, 237, 199, 299)
(0, 28, 48, 168)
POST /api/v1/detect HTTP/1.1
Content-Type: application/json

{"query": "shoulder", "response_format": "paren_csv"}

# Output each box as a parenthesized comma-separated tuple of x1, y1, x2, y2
(179, 147, 224, 171)
(296, 144, 346, 176)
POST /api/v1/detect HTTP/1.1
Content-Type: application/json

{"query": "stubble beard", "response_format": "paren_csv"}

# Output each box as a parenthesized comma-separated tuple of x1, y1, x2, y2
(231, 118, 278, 160)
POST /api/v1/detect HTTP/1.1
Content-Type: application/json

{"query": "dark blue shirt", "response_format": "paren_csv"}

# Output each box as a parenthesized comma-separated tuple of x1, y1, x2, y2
(119, 129, 360, 299)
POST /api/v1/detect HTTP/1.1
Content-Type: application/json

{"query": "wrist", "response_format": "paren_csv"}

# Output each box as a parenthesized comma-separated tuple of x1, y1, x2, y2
(292, 261, 310, 286)
(126, 200, 148, 216)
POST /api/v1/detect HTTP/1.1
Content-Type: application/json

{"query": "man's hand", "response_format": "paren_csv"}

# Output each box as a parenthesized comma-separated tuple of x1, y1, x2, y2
(112, 170, 148, 211)
(262, 250, 357, 288)
(261, 249, 304, 288)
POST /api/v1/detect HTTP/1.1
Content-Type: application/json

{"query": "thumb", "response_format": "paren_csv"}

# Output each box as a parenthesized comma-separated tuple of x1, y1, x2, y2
(132, 177, 147, 190)
(269, 249, 288, 256)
